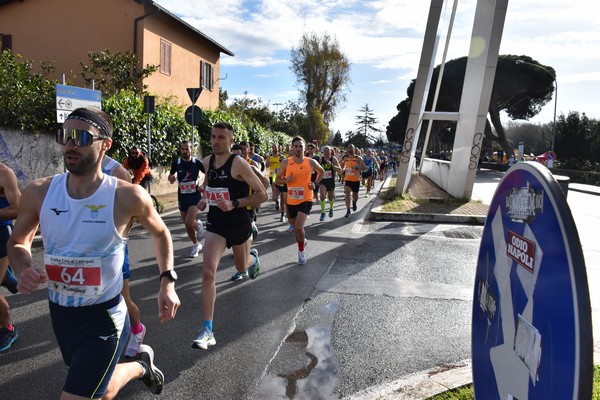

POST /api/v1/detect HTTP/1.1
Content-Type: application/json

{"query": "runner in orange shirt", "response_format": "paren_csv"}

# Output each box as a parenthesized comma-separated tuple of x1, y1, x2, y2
(276, 136, 324, 265)
(342, 144, 368, 217)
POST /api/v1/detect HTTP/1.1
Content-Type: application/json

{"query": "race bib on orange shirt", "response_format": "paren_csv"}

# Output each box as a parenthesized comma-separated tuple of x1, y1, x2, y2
(179, 181, 197, 194)
(288, 187, 305, 200)
(345, 167, 356, 176)
(45, 254, 102, 298)
(205, 186, 231, 206)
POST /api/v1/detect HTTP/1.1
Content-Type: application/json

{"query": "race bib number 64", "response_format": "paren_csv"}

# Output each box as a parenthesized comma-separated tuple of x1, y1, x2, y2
(44, 254, 103, 297)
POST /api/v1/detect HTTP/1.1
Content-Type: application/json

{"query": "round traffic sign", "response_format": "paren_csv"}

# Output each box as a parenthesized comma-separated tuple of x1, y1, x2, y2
(547, 151, 557, 160)
(185, 105, 203, 126)
(472, 162, 592, 399)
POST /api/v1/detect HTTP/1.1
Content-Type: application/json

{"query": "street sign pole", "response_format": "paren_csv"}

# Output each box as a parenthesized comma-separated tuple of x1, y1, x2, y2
(191, 119, 195, 152)
(186, 88, 202, 156)
(144, 95, 155, 193)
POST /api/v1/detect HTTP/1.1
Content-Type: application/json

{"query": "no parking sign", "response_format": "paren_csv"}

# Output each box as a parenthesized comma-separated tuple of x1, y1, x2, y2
(472, 162, 592, 399)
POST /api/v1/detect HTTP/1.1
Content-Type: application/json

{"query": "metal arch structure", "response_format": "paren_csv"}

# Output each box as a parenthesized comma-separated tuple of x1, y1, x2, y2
(395, 0, 509, 199)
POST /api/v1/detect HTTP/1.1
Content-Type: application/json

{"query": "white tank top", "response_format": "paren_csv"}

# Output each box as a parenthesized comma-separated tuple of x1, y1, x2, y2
(40, 173, 127, 306)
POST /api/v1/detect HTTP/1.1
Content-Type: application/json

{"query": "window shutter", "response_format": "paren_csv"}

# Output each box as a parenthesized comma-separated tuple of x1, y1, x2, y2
(201, 61, 214, 91)
(160, 39, 172, 75)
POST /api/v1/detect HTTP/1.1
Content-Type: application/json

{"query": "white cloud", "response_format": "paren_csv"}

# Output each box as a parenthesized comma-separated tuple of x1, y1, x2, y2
(156, 0, 600, 132)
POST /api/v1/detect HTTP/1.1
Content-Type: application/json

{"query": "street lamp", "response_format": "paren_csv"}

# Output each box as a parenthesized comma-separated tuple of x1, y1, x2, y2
(516, 59, 558, 153)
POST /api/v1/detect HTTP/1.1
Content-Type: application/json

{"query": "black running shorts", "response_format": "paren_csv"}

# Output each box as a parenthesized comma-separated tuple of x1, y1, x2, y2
(287, 201, 313, 219)
(345, 180, 360, 193)
(50, 296, 129, 398)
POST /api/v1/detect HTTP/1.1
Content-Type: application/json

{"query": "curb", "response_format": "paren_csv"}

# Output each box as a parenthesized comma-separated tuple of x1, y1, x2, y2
(370, 206, 486, 225)
(345, 360, 472, 400)
(569, 183, 600, 196)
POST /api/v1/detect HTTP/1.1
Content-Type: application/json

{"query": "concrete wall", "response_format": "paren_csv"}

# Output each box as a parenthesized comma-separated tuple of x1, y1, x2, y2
(421, 158, 451, 194)
(0, 127, 175, 196)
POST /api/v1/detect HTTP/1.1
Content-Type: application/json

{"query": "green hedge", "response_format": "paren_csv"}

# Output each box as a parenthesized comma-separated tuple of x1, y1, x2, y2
(1, 48, 293, 165)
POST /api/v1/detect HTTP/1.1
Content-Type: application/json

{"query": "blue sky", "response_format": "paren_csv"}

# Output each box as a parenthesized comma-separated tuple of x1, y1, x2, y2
(156, 0, 600, 139)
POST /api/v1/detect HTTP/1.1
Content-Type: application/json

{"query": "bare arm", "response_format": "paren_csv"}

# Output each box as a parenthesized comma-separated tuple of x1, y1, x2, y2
(310, 159, 325, 186)
(275, 159, 289, 185)
(0, 164, 21, 221)
(111, 164, 132, 182)
(196, 156, 211, 212)
(251, 165, 270, 190)
(332, 158, 342, 174)
(7, 178, 50, 294)
(116, 182, 180, 323)
(357, 156, 368, 171)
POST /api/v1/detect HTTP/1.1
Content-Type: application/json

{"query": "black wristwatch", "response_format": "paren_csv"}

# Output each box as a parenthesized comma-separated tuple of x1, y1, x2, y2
(232, 198, 239, 208)
(159, 269, 178, 283)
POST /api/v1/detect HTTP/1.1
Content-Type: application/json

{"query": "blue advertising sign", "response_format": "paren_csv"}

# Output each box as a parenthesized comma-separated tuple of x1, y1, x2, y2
(472, 162, 592, 399)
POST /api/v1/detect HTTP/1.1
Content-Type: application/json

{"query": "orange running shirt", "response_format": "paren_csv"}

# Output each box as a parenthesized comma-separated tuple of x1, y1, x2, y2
(343, 157, 361, 182)
(286, 157, 313, 205)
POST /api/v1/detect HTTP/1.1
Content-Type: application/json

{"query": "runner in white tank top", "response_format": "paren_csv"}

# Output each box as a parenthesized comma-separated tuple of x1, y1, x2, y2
(7, 107, 180, 398)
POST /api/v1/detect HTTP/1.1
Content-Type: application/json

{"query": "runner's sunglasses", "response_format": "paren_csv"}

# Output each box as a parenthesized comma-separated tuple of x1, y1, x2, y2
(56, 128, 110, 146)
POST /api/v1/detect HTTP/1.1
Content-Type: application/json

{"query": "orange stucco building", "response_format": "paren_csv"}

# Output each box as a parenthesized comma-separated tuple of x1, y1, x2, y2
(0, 0, 234, 110)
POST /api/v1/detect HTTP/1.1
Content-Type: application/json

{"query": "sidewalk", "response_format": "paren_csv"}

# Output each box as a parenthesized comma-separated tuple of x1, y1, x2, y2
(370, 173, 489, 224)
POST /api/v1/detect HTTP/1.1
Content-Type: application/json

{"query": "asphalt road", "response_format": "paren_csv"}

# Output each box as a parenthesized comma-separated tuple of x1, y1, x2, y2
(1, 170, 597, 399)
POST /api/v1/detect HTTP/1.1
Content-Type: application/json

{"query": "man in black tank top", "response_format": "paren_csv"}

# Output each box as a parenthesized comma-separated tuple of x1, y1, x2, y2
(191, 122, 268, 351)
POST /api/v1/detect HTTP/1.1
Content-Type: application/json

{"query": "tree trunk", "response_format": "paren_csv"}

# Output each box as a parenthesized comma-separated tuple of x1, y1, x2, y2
(488, 103, 512, 157)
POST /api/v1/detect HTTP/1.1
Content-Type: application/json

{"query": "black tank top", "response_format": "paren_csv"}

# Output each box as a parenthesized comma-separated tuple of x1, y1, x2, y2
(207, 154, 251, 224)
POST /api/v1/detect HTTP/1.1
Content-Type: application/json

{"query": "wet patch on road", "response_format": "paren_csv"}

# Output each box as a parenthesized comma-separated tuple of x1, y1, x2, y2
(255, 301, 341, 399)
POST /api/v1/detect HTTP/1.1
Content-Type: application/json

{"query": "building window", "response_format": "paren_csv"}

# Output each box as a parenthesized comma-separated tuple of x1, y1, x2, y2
(201, 61, 214, 91)
(160, 39, 171, 75)
(0, 34, 12, 51)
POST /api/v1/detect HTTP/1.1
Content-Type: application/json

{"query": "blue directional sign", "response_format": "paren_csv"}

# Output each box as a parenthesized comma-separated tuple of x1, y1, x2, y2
(55, 84, 102, 123)
(472, 162, 592, 399)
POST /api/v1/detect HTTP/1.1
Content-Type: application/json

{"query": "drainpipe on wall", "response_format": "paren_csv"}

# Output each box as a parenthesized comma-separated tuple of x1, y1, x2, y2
(133, 5, 159, 54)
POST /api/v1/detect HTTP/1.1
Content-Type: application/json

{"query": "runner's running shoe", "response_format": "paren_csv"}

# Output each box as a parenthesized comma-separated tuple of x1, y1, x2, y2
(190, 242, 202, 258)
(125, 323, 146, 358)
(137, 344, 164, 394)
(192, 327, 216, 350)
(298, 251, 307, 266)
(252, 224, 259, 240)
(345, 209, 351, 218)
(0, 326, 18, 352)
(329, 209, 334, 218)
(231, 271, 249, 281)
(286, 224, 294, 233)
(1, 266, 18, 294)
(279, 213, 284, 222)
(320, 213, 326, 221)
(248, 249, 260, 279)
(352, 202, 357, 211)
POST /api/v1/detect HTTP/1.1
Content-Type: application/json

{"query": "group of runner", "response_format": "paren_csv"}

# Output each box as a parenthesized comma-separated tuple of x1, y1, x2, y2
(0, 107, 396, 398)
(263, 143, 392, 221)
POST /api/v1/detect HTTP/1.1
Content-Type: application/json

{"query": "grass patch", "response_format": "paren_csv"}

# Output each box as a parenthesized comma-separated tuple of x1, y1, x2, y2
(378, 177, 480, 214)
(426, 365, 600, 399)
